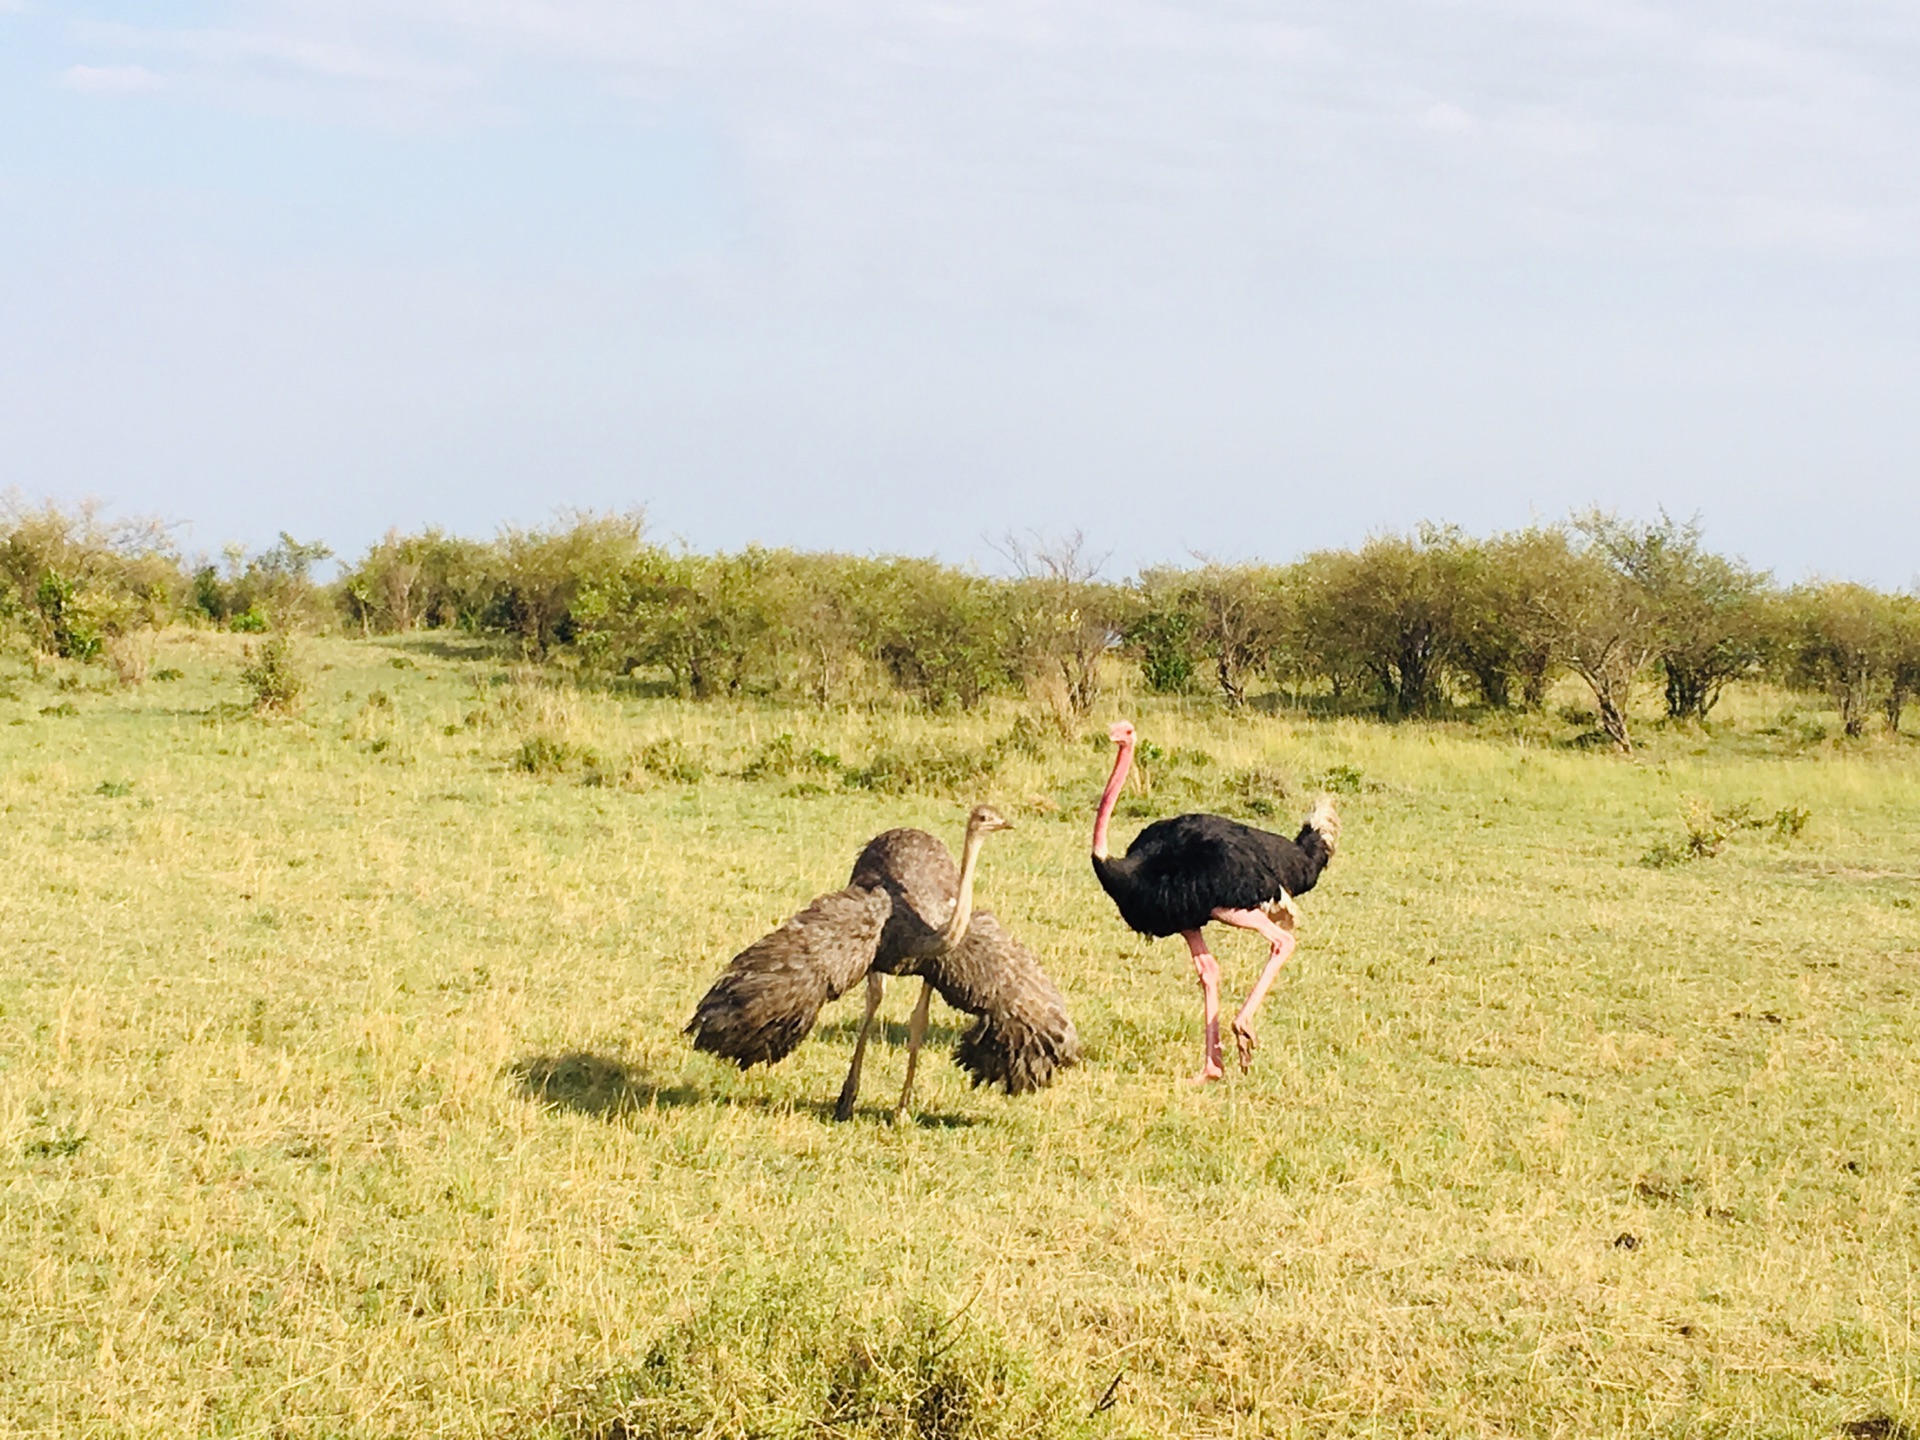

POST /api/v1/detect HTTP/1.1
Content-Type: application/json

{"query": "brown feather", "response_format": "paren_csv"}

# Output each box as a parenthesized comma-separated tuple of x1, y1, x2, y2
(686, 819, 1078, 1102)
(928, 911, 1081, 1094)
(684, 885, 891, 1069)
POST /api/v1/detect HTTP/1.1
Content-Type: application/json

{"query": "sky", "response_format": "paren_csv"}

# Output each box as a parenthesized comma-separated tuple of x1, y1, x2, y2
(2, 1, 1917, 584)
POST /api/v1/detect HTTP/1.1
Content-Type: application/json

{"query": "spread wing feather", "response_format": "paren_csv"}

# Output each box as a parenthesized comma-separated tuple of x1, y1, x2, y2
(921, 910, 1080, 1095)
(684, 886, 892, 1069)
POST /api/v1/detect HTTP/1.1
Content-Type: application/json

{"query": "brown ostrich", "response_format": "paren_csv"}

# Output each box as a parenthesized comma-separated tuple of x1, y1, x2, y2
(685, 805, 1079, 1121)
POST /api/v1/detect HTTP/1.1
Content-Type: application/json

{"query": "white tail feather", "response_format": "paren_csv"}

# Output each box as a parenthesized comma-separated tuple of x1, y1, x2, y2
(1304, 795, 1340, 854)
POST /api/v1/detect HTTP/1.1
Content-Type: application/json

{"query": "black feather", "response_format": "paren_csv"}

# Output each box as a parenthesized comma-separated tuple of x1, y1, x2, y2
(1093, 809, 1334, 938)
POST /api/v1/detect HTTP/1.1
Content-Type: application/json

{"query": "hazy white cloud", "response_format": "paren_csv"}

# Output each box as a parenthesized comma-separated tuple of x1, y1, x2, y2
(54, 0, 1918, 265)
(58, 63, 164, 95)
(1418, 101, 1477, 135)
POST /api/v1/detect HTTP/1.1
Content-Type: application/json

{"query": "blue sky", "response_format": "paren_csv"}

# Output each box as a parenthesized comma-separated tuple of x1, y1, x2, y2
(2, 1, 1917, 582)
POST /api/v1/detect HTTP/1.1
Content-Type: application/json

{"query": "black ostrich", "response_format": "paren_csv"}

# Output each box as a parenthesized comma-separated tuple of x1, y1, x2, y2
(1090, 720, 1339, 1082)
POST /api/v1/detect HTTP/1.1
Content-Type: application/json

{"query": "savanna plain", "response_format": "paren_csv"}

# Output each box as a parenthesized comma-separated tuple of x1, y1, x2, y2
(3, 631, 1918, 1440)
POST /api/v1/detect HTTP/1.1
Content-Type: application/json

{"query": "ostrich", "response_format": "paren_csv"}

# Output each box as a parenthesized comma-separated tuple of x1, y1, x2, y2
(686, 805, 1079, 1120)
(1091, 721, 1339, 1082)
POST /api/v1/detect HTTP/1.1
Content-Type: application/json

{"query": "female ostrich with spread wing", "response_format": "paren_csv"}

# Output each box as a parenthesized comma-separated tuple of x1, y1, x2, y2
(1091, 721, 1339, 1082)
(687, 806, 1079, 1120)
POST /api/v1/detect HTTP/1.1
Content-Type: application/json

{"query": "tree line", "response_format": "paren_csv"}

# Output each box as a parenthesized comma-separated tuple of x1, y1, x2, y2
(3, 492, 1916, 751)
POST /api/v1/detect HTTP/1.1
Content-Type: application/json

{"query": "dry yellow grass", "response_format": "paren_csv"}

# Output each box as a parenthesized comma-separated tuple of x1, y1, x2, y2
(2, 631, 1916, 1438)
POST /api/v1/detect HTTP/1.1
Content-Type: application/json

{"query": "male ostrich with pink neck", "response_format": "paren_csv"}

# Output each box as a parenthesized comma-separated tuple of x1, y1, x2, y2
(1091, 721, 1340, 1082)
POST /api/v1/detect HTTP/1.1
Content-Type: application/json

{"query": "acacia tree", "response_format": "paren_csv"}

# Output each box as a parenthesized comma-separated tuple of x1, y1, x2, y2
(1296, 528, 1469, 717)
(1578, 511, 1769, 721)
(1177, 563, 1293, 707)
(1883, 595, 1920, 734)
(1526, 533, 1658, 752)
(997, 531, 1121, 722)
(1450, 527, 1565, 709)
(1786, 582, 1907, 737)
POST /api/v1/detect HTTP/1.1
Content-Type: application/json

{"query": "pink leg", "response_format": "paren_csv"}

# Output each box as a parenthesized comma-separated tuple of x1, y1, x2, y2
(1210, 907, 1297, 1071)
(1182, 930, 1225, 1083)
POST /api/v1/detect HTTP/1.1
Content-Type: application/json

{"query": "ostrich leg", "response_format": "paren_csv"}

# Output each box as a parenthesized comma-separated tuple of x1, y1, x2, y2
(1182, 930, 1225, 1083)
(834, 972, 886, 1121)
(1210, 907, 1297, 1071)
(893, 980, 935, 1122)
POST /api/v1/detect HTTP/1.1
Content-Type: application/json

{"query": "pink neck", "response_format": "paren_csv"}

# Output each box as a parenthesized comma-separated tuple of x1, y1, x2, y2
(1092, 740, 1134, 859)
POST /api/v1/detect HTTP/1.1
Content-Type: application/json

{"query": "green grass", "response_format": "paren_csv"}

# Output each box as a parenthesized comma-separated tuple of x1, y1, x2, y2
(2, 631, 1917, 1438)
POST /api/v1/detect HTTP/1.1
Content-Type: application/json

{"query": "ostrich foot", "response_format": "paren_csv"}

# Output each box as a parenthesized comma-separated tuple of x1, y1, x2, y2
(1189, 1060, 1225, 1085)
(1232, 1018, 1258, 1071)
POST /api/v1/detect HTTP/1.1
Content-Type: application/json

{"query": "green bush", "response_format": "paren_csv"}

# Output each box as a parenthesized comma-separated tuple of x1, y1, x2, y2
(0, 495, 180, 662)
(511, 734, 596, 775)
(240, 636, 305, 714)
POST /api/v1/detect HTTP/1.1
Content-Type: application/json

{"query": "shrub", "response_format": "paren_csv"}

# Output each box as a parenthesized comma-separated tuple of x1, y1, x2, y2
(0, 494, 180, 662)
(492, 511, 646, 657)
(537, 1289, 1049, 1440)
(1126, 568, 1202, 694)
(845, 739, 1000, 796)
(1165, 563, 1295, 707)
(742, 732, 845, 782)
(239, 636, 305, 715)
(998, 530, 1124, 723)
(1451, 527, 1565, 709)
(337, 528, 498, 634)
(105, 632, 153, 686)
(1315, 763, 1367, 795)
(636, 737, 704, 784)
(511, 734, 596, 775)
(1224, 765, 1293, 817)
(1522, 526, 1657, 752)
(192, 534, 333, 632)
(1641, 797, 1811, 867)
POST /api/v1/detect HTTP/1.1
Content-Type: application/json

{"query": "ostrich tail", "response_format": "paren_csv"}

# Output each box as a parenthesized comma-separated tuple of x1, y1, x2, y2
(685, 886, 890, 1070)
(925, 911, 1081, 1096)
(1300, 795, 1341, 857)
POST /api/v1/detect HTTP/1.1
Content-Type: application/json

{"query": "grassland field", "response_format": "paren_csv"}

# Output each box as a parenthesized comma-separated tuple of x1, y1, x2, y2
(2, 629, 1918, 1439)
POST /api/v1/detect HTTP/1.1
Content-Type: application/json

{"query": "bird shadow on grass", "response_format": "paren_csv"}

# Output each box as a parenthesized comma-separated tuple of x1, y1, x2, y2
(507, 1051, 982, 1129)
(792, 1097, 983, 1130)
(814, 1016, 966, 1048)
(508, 1053, 705, 1119)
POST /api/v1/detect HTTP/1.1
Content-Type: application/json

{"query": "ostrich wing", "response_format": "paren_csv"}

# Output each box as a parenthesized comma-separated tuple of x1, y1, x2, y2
(685, 885, 892, 1069)
(920, 911, 1080, 1095)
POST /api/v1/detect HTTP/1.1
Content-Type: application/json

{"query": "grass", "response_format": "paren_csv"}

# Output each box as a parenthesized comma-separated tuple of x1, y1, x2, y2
(2, 630, 1917, 1438)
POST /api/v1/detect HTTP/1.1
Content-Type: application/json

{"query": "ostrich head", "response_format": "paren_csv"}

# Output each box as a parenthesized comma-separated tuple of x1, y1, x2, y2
(966, 803, 1014, 838)
(1108, 720, 1136, 746)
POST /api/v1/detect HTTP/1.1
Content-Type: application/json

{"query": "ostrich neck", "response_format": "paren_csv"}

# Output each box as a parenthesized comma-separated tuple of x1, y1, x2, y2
(1091, 741, 1134, 860)
(938, 824, 989, 949)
